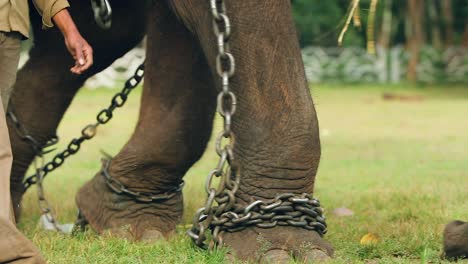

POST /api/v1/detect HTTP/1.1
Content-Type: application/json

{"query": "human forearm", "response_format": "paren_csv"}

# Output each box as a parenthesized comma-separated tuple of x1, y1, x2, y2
(52, 9, 79, 38)
(52, 9, 94, 74)
(31, 0, 93, 73)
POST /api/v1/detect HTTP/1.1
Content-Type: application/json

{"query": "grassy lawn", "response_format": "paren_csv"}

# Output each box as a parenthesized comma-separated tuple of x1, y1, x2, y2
(18, 83, 468, 263)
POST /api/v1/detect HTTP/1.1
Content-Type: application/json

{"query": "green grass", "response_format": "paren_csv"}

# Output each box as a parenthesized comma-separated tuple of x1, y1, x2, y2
(18, 83, 468, 263)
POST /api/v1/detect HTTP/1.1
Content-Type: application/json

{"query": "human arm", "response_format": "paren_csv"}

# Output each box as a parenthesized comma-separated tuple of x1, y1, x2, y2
(52, 9, 93, 74)
(32, 0, 93, 74)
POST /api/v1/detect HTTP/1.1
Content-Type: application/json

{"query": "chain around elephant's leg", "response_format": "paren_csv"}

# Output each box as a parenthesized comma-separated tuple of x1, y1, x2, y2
(168, 0, 333, 262)
(75, 0, 217, 242)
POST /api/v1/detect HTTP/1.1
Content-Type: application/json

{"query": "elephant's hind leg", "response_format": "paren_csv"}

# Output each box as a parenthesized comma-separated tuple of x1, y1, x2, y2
(8, 44, 87, 220)
(75, 1, 216, 241)
(8, 0, 147, 220)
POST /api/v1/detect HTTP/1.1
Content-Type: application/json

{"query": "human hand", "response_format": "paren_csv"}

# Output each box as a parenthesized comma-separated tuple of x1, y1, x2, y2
(53, 9, 93, 74)
(64, 32, 93, 74)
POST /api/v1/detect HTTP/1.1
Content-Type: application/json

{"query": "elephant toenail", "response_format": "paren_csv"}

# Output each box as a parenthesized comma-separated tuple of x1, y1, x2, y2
(261, 249, 293, 263)
(140, 230, 164, 242)
(303, 249, 331, 263)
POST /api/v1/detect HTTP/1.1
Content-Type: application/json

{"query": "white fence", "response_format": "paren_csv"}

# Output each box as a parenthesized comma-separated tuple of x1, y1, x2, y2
(302, 45, 468, 84)
(19, 45, 467, 88)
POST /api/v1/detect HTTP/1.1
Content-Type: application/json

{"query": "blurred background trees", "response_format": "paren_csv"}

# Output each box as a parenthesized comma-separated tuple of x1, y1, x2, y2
(22, 0, 467, 85)
(291, 0, 467, 49)
(291, 0, 467, 84)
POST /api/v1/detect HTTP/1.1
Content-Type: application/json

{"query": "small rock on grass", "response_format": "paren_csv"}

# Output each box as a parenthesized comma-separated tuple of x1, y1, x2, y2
(360, 233, 380, 245)
(332, 207, 354, 217)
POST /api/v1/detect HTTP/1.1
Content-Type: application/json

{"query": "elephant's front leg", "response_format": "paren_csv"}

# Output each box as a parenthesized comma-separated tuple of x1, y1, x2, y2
(170, 0, 333, 262)
(75, 1, 216, 241)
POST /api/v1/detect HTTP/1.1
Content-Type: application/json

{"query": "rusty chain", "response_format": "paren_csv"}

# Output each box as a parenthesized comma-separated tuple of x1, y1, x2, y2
(7, 62, 145, 232)
(18, 62, 145, 192)
(187, 0, 240, 249)
(188, 0, 328, 249)
(209, 194, 327, 237)
(72, 154, 186, 234)
(101, 158, 185, 203)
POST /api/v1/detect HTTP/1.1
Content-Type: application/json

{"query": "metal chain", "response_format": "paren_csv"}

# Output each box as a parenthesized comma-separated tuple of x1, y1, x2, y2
(7, 109, 59, 156)
(8, 109, 63, 230)
(20, 62, 145, 192)
(7, 62, 144, 232)
(188, 0, 328, 249)
(210, 193, 327, 236)
(35, 154, 66, 232)
(72, 210, 89, 234)
(9, 108, 65, 232)
(101, 158, 185, 203)
(91, 0, 112, 29)
(187, 0, 240, 249)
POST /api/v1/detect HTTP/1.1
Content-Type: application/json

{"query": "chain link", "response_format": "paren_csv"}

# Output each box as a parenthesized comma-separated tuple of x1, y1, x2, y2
(210, 193, 327, 236)
(34, 152, 64, 231)
(90, 0, 112, 29)
(100, 158, 184, 203)
(187, 0, 240, 249)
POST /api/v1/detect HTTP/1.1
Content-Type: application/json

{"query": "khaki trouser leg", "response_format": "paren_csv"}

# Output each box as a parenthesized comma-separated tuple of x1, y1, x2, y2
(0, 31, 21, 108)
(0, 31, 45, 263)
(0, 218, 45, 264)
(0, 98, 13, 222)
(0, 31, 20, 222)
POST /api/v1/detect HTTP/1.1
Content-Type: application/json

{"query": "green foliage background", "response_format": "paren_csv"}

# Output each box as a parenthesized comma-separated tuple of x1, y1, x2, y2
(291, 0, 467, 47)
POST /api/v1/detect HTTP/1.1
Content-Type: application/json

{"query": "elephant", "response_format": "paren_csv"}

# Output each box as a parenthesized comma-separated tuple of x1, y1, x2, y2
(8, 0, 467, 262)
(9, 0, 333, 262)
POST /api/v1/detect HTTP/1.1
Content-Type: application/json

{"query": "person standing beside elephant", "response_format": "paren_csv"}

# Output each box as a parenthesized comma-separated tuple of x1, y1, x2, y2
(0, 0, 93, 262)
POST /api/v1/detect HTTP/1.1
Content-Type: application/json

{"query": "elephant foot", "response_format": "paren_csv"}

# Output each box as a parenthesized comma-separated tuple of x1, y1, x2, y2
(222, 226, 333, 263)
(75, 161, 183, 242)
(443, 220, 468, 260)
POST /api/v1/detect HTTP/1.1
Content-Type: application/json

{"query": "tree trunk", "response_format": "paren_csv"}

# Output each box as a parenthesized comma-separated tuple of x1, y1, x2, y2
(378, 0, 393, 49)
(441, 0, 455, 47)
(427, 0, 443, 49)
(406, 0, 425, 82)
(463, 22, 468, 48)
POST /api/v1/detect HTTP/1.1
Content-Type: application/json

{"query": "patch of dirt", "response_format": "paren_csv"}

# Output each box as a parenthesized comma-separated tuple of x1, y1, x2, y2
(382, 92, 425, 102)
